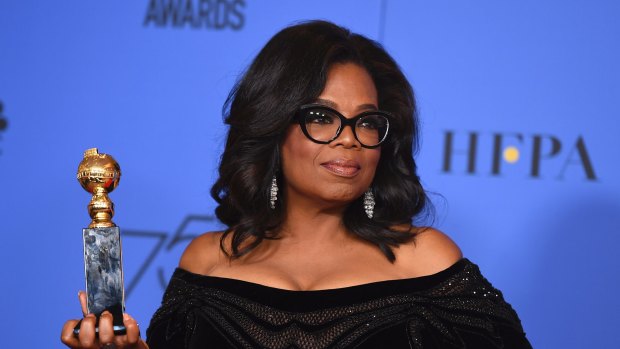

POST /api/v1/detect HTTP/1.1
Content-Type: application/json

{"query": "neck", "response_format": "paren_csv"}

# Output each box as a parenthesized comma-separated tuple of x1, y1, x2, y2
(278, 195, 352, 244)
(281, 211, 346, 243)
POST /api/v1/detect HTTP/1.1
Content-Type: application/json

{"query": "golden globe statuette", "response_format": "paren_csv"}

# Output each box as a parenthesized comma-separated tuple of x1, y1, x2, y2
(74, 148, 126, 335)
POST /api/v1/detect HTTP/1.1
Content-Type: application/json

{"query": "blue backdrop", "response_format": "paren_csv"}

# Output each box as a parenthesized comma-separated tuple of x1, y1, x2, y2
(1, 1, 619, 348)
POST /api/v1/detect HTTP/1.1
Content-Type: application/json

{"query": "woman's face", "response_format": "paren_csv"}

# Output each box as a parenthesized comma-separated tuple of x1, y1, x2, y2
(281, 63, 381, 207)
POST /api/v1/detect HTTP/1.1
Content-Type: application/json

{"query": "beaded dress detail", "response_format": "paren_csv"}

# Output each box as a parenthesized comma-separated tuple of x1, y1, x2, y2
(146, 259, 531, 349)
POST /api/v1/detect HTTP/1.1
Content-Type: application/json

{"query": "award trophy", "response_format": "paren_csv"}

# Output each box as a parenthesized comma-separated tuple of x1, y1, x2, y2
(73, 148, 126, 335)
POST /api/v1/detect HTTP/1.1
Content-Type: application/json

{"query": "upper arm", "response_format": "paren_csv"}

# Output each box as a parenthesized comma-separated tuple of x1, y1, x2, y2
(395, 227, 463, 276)
(178, 231, 224, 275)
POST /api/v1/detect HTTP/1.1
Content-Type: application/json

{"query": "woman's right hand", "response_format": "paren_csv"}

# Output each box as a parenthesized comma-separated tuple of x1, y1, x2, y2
(60, 291, 148, 349)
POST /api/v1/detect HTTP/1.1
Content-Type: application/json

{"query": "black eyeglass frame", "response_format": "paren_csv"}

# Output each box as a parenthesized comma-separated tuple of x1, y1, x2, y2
(295, 104, 392, 149)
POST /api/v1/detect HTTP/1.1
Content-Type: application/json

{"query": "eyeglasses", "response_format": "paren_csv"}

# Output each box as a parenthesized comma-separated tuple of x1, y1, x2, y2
(295, 104, 391, 148)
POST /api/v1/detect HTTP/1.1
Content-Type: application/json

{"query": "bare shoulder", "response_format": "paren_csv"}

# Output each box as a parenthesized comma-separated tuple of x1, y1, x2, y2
(393, 226, 463, 277)
(178, 231, 226, 275)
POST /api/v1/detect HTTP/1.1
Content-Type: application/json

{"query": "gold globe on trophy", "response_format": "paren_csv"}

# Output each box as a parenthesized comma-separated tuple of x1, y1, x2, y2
(77, 148, 121, 228)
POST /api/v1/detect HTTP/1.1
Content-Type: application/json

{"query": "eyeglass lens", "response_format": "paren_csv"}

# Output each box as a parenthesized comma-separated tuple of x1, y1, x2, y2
(303, 108, 388, 147)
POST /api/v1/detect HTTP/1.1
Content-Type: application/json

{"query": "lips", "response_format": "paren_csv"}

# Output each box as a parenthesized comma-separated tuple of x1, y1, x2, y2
(320, 159, 361, 177)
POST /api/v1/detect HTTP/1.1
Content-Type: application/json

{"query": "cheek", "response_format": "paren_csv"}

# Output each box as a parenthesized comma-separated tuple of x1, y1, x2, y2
(280, 127, 319, 176)
(365, 150, 381, 182)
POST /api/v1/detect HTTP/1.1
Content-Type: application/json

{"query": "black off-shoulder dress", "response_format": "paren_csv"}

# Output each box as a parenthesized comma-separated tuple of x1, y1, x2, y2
(146, 259, 532, 348)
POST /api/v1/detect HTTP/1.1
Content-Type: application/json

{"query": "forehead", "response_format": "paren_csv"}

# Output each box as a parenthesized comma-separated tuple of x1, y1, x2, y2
(318, 63, 378, 111)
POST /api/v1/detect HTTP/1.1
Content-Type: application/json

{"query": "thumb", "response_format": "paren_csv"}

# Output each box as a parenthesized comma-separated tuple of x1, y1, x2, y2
(77, 290, 88, 316)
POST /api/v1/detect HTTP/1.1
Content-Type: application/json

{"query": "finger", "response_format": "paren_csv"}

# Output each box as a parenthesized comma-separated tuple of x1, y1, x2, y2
(78, 291, 88, 316)
(98, 311, 114, 346)
(60, 319, 81, 347)
(78, 313, 98, 349)
(123, 313, 141, 345)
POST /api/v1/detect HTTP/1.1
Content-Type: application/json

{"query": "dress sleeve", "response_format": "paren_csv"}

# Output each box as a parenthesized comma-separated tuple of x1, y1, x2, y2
(410, 260, 533, 349)
(145, 271, 197, 349)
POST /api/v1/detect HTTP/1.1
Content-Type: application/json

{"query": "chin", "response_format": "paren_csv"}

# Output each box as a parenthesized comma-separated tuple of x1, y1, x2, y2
(319, 185, 364, 203)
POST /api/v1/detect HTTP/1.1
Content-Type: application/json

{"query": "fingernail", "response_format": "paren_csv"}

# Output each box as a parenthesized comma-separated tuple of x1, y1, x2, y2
(123, 313, 130, 321)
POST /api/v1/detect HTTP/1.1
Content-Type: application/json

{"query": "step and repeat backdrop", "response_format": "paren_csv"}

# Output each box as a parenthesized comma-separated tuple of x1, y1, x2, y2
(1, 1, 619, 348)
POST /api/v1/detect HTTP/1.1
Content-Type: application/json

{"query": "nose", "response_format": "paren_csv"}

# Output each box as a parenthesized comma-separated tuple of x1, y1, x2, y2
(330, 124, 361, 149)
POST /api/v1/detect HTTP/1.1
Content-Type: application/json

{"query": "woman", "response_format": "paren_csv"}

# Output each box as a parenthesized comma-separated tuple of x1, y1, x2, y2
(62, 20, 531, 348)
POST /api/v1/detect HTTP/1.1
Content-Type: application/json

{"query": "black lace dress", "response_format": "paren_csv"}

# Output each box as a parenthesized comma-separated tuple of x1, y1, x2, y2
(146, 259, 532, 348)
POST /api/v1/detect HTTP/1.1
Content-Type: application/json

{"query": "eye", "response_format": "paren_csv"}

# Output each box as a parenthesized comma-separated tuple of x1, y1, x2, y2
(306, 110, 335, 125)
(358, 115, 386, 130)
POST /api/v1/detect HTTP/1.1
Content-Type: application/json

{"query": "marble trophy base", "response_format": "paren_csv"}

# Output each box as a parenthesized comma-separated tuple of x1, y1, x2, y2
(74, 226, 126, 335)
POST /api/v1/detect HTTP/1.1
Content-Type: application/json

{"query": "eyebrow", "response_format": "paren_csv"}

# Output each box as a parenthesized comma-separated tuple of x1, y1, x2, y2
(315, 98, 378, 112)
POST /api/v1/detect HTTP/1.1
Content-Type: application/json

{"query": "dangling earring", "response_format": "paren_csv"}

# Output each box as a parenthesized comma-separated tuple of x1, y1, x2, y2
(270, 175, 278, 209)
(364, 189, 375, 219)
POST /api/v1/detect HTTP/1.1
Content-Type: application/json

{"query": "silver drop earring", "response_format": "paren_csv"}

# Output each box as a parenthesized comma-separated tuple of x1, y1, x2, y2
(364, 189, 375, 219)
(270, 175, 278, 209)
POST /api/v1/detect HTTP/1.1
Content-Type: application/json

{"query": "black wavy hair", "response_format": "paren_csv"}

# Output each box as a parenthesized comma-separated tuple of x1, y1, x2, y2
(211, 20, 431, 262)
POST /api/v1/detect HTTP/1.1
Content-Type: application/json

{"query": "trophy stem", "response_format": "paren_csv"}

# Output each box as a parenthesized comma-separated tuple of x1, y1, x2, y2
(88, 187, 116, 228)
